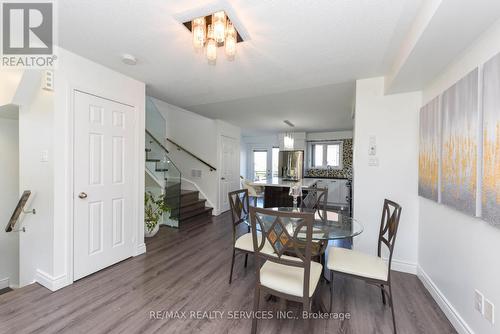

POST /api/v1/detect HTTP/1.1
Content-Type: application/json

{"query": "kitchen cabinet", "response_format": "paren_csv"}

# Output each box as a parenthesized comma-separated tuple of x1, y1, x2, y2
(309, 178, 349, 205)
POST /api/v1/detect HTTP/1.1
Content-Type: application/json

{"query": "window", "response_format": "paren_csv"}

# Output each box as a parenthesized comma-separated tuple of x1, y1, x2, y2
(309, 141, 342, 169)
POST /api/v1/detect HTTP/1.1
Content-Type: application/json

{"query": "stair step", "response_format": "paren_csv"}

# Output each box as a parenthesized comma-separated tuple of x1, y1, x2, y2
(145, 148, 151, 152)
(165, 189, 199, 206)
(155, 168, 168, 172)
(180, 207, 213, 221)
(146, 158, 161, 162)
(172, 199, 207, 216)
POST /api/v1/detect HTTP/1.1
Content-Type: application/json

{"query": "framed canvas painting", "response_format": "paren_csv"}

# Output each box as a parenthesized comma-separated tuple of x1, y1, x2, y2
(482, 53, 500, 226)
(418, 97, 440, 202)
(441, 68, 479, 216)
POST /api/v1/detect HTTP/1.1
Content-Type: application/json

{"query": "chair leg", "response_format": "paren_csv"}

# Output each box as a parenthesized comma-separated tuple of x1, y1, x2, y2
(381, 284, 387, 305)
(329, 271, 334, 312)
(253, 197, 257, 207)
(229, 248, 236, 284)
(303, 298, 312, 332)
(244, 253, 248, 268)
(251, 286, 261, 334)
(388, 283, 397, 334)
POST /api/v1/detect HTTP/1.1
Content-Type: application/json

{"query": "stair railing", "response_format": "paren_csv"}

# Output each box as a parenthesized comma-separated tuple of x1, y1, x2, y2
(166, 138, 217, 172)
(145, 131, 182, 224)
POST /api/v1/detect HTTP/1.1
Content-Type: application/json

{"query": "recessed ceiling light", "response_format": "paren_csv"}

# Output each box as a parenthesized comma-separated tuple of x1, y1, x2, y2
(284, 120, 295, 127)
(121, 54, 137, 65)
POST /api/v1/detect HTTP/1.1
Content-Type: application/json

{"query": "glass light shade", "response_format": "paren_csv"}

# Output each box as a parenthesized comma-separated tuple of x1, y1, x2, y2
(225, 35, 236, 60)
(206, 25, 217, 65)
(225, 21, 237, 60)
(284, 134, 294, 150)
(212, 11, 226, 43)
(192, 17, 206, 50)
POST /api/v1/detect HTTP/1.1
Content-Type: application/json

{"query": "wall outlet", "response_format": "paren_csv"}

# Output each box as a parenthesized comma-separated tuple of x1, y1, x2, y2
(474, 290, 484, 314)
(368, 157, 379, 167)
(484, 299, 495, 324)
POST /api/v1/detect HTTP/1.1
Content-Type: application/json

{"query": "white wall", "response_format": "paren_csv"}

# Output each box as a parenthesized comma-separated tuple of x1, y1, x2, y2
(353, 77, 421, 274)
(152, 97, 240, 215)
(419, 18, 500, 334)
(0, 117, 19, 289)
(19, 47, 146, 291)
(306, 130, 353, 141)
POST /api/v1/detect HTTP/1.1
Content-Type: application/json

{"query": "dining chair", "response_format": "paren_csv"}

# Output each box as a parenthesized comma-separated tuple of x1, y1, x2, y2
(241, 176, 264, 207)
(249, 206, 322, 333)
(300, 187, 328, 213)
(228, 189, 273, 284)
(327, 199, 402, 333)
(300, 187, 329, 260)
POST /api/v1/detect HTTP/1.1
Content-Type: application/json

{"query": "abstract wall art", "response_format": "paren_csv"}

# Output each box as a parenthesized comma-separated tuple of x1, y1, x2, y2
(441, 68, 479, 216)
(418, 97, 440, 202)
(482, 53, 500, 226)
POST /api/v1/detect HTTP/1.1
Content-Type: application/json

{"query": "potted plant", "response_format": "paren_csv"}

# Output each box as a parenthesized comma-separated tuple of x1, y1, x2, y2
(144, 191, 170, 237)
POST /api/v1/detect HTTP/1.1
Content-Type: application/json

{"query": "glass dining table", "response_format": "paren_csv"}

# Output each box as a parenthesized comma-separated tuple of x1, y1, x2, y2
(247, 207, 364, 242)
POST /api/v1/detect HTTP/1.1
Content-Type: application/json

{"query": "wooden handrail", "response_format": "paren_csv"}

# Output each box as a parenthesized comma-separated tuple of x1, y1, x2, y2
(166, 138, 217, 171)
(5, 190, 35, 233)
(145, 129, 169, 154)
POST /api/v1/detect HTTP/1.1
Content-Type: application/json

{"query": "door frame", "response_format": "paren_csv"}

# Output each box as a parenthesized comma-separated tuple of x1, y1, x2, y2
(64, 86, 144, 286)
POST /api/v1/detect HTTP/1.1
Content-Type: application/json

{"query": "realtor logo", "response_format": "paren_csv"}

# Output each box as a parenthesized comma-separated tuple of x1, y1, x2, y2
(1, 1, 56, 68)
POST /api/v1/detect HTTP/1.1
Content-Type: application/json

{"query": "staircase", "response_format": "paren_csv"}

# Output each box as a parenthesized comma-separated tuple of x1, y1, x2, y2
(167, 186, 213, 224)
(145, 131, 213, 228)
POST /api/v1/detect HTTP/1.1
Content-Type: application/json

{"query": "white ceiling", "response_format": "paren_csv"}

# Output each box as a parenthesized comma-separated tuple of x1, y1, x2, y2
(387, 0, 500, 93)
(58, 0, 423, 131)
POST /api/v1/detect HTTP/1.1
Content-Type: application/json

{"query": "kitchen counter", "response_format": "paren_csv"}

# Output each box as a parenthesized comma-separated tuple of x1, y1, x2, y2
(250, 177, 318, 188)
(250, 178, 318, 208)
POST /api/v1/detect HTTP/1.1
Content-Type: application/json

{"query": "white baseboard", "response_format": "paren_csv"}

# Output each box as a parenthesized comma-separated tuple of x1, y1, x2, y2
(35, 270, 69, 292)
(390, 258, 418, 275)
(0, 277, 9, 290)
(417, 266, 474, 334)
(134, 243, 147, 256)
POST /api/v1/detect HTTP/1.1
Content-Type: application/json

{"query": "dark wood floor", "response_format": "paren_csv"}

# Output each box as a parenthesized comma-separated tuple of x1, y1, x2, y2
(0, 212, 456, 334)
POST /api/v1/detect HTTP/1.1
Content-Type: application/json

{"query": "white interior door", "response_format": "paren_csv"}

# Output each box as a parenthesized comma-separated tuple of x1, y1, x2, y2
(219, 135, 239, 213)
(73, 91, 135, 280)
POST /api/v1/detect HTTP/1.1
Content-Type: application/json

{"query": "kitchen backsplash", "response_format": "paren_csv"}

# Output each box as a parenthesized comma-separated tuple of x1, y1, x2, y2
(305, 138, 353, 179)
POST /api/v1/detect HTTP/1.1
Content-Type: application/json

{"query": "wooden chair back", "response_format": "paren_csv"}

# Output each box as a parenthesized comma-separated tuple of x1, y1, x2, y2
(228, 189, 250, 243)
(377, 199, 402, 274)
(249, 206, 315, 299)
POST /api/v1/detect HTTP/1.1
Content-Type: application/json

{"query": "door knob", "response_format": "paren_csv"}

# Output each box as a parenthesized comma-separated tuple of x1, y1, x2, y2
(78, 192, 88, 199)
(221, 177, 226, 180)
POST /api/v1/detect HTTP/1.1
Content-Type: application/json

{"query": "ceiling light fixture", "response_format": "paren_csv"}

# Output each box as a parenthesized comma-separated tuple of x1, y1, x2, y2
(284, 133, 294, 150)
(183, 10, 244, 65)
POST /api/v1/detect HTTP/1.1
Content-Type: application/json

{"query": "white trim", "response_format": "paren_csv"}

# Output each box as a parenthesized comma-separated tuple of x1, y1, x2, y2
(35, 270, 69, 291)
(181, 177, 218, 215)
(134, 243, 147, 256)
(389, 258, 417, 275)
(0, 277, 9, 290)
(417, 266, 474, 334)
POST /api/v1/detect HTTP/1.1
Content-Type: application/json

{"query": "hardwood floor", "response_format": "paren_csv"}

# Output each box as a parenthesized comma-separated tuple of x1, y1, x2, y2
(0, 212, 456, 334)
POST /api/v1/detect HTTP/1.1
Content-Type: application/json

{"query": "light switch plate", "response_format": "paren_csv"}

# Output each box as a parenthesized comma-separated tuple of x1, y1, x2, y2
(40, 150, 49, 162)
(474, 290, 484, 314)
(484, 299, 495, 324)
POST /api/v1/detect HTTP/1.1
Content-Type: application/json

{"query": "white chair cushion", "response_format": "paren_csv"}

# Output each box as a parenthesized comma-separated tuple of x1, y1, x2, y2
(327, 247, 388, 281)
(235, 233, 274, 254)
(259, 259, 322, 297)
